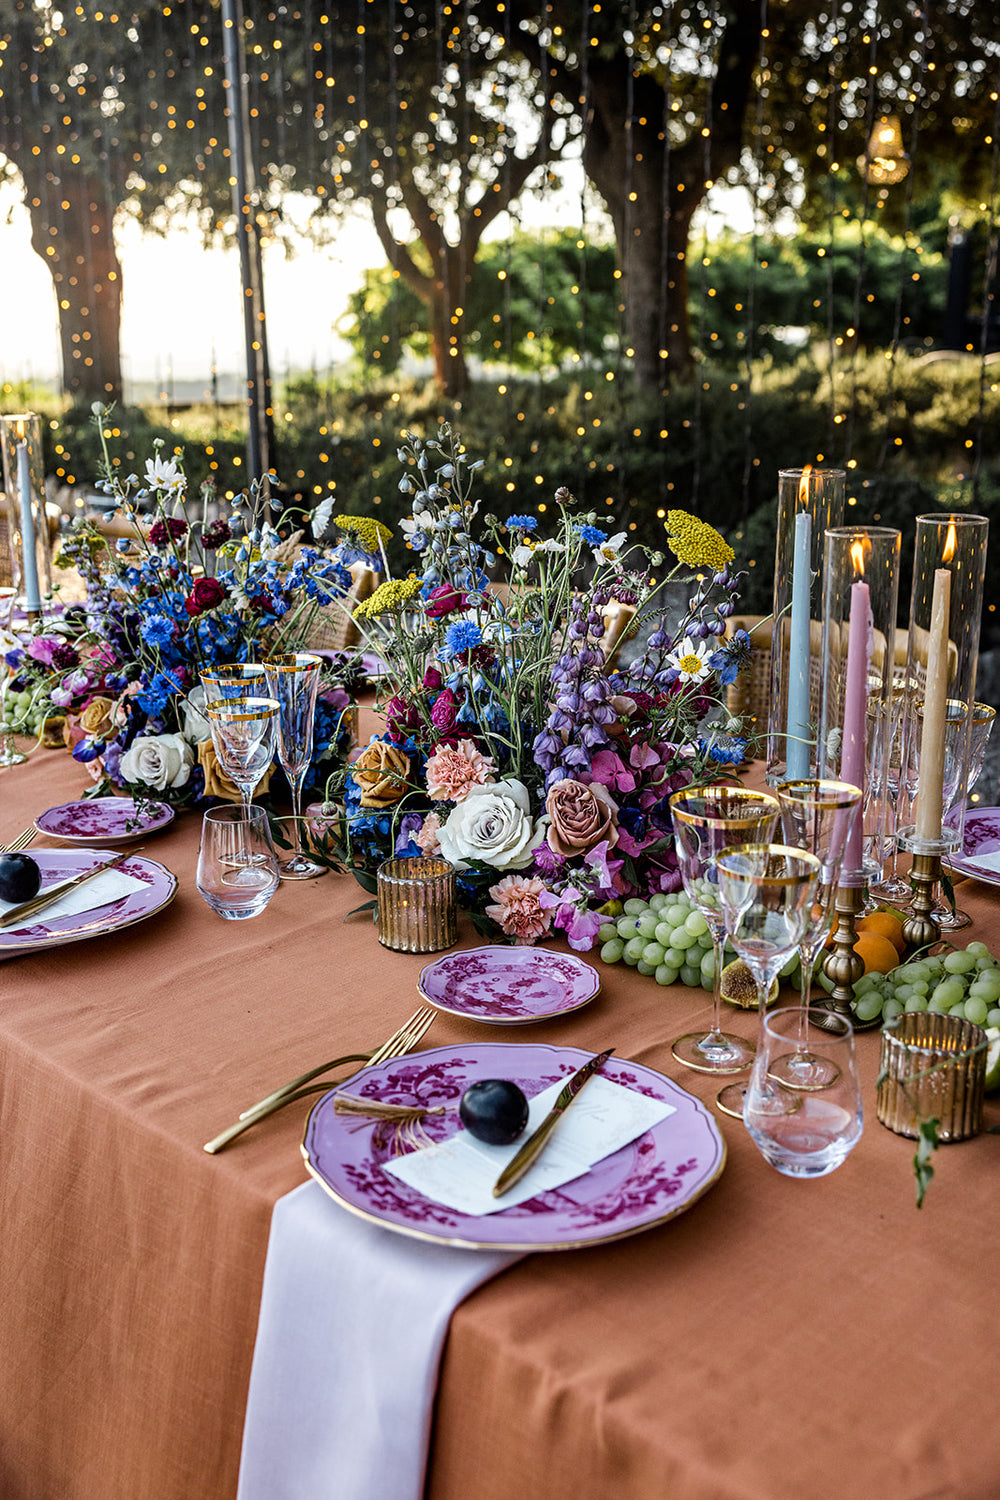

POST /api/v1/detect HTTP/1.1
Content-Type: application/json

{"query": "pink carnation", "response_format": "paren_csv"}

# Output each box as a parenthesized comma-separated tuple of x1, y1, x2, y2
(425, 738, 496, 802)
(416, 812, 443, 856)
(486, 875, 553, 945)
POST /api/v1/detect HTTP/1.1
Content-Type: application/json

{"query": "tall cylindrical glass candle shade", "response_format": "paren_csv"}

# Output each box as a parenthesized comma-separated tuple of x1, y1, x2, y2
(817, 527, 900, 887)
(0, 413, 52, 616)
(897, 515, 988, 858)
(767, 468, 845, 784)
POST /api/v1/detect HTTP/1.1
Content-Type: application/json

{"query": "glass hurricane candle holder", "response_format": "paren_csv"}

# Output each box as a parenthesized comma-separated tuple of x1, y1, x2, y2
(376, 856, 457, 954)
(766, 467, 845, 785)
(897, 514, 989, 861)
(816, 526, 901, 888)
(0, 412, 52, 617)
(876, 1012, 986, 1143)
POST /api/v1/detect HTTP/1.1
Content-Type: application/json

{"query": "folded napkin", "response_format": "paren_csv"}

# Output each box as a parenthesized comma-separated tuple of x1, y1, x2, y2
(237, 1182, 521, 1500)
(962, 848, 1000, 875)
(0, 867, 147, 930)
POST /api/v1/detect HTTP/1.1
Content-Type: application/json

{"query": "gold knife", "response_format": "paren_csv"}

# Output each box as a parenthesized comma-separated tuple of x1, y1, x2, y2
(492, 1048, 614, 1199)
(0, 847, 142, 930)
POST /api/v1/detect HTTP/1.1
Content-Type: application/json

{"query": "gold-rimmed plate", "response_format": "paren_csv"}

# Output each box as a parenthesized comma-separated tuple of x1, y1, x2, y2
(0, 848, 177, 956)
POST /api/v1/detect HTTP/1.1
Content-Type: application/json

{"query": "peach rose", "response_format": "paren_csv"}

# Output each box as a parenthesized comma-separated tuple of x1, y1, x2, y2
(197, 739, 274, 802)
(545, 778, 619, 858)
(351, 740, 411, 808)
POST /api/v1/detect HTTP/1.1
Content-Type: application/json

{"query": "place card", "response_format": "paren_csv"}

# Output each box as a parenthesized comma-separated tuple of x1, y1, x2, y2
(0, 868, 147, 929)
(384, 1075, 674, 1216)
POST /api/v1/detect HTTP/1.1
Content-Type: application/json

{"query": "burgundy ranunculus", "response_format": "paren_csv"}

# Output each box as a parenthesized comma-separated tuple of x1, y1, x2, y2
(430, 687, 462, 743)
(185, 576, 227, 617)
(385, 694, 422, 743)
(148, 516, 189, 547)
(424, 583, 468, 619)
(422, 667, 444, 693)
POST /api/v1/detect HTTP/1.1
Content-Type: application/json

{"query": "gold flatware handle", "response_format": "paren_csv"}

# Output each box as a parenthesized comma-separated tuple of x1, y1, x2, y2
(237, 1051, 373, 1120)
(492, 1111, 563, 1197)
(0, 847, 141, 930)
(203, 1060, 370, 1154)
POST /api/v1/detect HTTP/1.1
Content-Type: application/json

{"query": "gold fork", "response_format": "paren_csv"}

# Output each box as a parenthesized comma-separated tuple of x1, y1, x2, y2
(1, 828, 36, 854)
(203, 1004, 436, 1154)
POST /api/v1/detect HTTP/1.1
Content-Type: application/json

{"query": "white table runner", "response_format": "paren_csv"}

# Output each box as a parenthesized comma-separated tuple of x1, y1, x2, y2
(238, 1181, 521, 1500)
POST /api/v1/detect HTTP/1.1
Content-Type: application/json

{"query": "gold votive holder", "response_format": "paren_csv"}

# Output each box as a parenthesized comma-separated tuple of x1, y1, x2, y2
(376, 856, 456, 954)
(876, 1013, 986, 1142)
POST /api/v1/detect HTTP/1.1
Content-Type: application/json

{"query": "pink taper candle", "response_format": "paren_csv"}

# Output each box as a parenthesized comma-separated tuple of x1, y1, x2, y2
(914, 567, 952, 843)
(839, 557, 872, 879)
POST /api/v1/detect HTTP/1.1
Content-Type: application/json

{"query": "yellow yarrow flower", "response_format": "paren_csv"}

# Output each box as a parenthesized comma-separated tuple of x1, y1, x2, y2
(334, 514, 392, 555)
(354, 576, 423, 620)
(664, 510, 734, 572)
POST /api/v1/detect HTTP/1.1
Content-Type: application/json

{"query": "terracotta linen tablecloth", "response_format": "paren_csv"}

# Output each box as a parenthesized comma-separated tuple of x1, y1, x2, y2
(1, 745, 1000, 1500)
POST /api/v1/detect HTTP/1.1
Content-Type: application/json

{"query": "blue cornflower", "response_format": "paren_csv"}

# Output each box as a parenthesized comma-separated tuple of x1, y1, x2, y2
(708, 629, 751, 688)
(443, 620, 483, 658)
(702, 735, 749, 765)
(140, 613, 176, 648)
(504, 514, 538, 532)
(574, 523, 607, 546)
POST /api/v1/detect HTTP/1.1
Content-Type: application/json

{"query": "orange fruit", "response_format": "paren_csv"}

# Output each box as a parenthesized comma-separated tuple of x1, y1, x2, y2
(857, 910, 906, 956)
(853, 931, 900, 975)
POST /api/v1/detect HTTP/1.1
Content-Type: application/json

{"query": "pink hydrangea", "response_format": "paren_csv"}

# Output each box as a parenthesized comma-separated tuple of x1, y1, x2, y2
(425, 738, 496, 802)
(486, 875, 553, 945)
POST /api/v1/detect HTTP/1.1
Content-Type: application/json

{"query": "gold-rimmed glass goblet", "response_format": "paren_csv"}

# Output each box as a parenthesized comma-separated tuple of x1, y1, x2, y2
(712, 843, 822, 1118)
(205, 696, 280, 826)
(776, 780, 863, 1089)
(264, 652, 326, 880)
(668, 787, 780, 1076)
(200, 662, 267, 704)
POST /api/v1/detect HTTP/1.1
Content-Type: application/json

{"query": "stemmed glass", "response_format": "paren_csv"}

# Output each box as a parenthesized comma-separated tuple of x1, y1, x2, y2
(866, 686, 909, 906)
(204, 696, 280, 826)
(668, 787, 780, 1075)
(775, 779, 863, 1089)
(711, 843, 822, 1118)
(200, 662, 268, 704)
(932, 702, 996, 930)
(264, 652, 326, 880)
(0, 674, 27, 768)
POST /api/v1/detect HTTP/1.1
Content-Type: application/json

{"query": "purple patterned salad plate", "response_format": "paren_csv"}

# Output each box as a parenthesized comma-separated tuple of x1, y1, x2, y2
(0, 848, 177, 956)
(418, 946, 601, 1024)
(945, 807, 1000, 887)
(302, 1042, 726, 1251)
(34, 797, 175, 845)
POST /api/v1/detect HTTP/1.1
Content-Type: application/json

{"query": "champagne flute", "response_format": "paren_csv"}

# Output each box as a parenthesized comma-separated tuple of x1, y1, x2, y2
(668, 787, 780, 1075)
(264, 652, 326, 880)
(712, 843, 821, 1118)
(743, 1008, 862, 1178)
(204, 696, 280, 826)
(775, 779, 862, 1089)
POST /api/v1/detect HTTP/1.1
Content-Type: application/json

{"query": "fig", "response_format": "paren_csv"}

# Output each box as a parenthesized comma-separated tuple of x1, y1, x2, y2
(459, 1079, 529, 1146)
(0, 852, 42, 904)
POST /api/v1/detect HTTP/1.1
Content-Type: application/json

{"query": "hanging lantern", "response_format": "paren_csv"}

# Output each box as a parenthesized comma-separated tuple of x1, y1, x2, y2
(857, 115, 910, 186)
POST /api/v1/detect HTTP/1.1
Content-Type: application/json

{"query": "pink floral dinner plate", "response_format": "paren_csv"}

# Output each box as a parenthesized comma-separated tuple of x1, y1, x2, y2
(302, 1043, 726, 1251)
(418, 946, 601, 1024)
(34, 797, 175, 845)
(0, 848, 178, 956)
(944, 807, 1000, 887)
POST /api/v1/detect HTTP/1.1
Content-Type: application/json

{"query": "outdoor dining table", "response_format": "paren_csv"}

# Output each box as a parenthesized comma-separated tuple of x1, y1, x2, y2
(2, 741, 999, 1500)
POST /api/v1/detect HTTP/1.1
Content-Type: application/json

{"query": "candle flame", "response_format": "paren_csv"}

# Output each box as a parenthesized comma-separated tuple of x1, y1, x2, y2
(850, 538, 867, 577)
(15, 418, 26, 441)
(797, 465, 813, 507)
(942, 521, 957, 564)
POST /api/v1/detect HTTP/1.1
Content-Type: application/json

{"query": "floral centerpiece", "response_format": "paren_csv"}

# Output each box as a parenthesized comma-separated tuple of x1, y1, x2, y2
(4, 406, 362, 805)
(324, 424, 750, 950)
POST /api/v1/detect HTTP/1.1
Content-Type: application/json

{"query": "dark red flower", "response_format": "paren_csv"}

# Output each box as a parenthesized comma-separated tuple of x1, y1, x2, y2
(424, 583, 468, 619)
(148, 517, 189, 547)
(200, 519, 232, 550)
(422, 667, 444, 693)
(185, 576, 227, 617)
(385, 694, 422, 743)
(429, 688, 461, 742)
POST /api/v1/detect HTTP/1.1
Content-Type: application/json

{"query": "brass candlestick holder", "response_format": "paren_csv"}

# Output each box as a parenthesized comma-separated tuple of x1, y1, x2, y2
(902, 851, 942, 949)
(820, 882, 866, 1020)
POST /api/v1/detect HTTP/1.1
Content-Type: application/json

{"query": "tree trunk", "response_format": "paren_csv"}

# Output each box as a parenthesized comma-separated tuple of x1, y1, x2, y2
(425, 246, 471, 398)
(25, 167, 123, 406)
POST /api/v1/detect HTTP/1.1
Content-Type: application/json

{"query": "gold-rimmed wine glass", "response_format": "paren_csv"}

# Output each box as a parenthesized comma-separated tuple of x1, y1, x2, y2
(264, 652, 326, 880)
(711, 843, 822, 1118)
(204, 696, 280, 822)
(200, 662, 268, 704)
(776, 779, 863, 1089)
(668, 786, 780, 1076)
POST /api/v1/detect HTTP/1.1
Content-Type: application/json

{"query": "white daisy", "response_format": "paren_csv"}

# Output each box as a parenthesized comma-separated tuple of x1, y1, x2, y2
(592, 531, 627, 565)
(144, 455, 185, 497)
(399, 509, 436, 548)
(666, 637, 713, 683)
(511, 537, 567, 571)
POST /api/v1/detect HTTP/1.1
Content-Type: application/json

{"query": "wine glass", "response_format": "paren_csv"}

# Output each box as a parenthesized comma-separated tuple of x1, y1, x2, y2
(711, 843, 821, 1118)
(866, 685, 909, 905)
(0, 674, 27, 768)
(668, 786, 780, 1075)
(932, 702, 996, 929)
(204, 696, 280, 822)
(196, 804, 279, 920)
(200, 662, 267, 704)
(743, 1007, 862, 1178)
(775, 779, 863, 1089)
(264, 652, 326, 880)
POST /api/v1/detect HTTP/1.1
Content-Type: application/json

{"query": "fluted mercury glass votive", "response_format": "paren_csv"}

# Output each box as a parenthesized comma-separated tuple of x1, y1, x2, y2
(376, 857, 457, 953)
(876, 1013, 985, 1142)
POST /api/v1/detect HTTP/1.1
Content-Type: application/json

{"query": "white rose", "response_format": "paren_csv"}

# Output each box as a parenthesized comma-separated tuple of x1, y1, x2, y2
(437, 778, 545, 873)
(119, 733, 194, 791)
(179, 684, 211, 743)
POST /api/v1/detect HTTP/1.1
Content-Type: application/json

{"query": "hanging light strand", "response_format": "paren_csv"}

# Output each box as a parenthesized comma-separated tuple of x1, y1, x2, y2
(972, 60, 1000, 506)
(739, 0, 768, 526)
